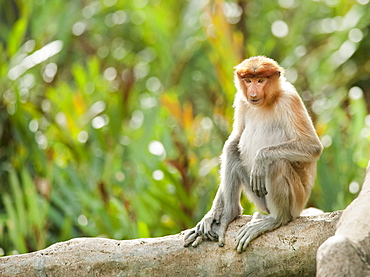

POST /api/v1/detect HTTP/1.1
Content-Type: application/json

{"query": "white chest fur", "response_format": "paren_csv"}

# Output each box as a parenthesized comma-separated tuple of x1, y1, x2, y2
(238, 108, 289, 170)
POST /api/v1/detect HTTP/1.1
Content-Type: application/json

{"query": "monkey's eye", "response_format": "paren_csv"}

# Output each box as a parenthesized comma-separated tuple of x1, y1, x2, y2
(258, 78, 265, 83)
(243, 78, 252, 83)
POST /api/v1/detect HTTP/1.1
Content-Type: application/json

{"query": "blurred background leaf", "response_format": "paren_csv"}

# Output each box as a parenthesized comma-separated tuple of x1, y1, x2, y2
(0, 0, 370, 256)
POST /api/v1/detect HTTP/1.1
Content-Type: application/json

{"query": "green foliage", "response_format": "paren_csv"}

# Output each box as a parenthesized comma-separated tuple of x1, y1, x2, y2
(1, 168, 49, 254)
(1, 0, 370, 255)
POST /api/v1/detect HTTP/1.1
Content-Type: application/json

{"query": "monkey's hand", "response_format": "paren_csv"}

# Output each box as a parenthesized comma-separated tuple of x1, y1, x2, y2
(184, 210, 228, 248)
(250, 162, 268, 197)
(183, 214, 217, 247)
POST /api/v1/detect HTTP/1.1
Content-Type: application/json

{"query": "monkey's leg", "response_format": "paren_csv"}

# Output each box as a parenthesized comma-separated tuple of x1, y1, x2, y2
(235, 159, 307, 253)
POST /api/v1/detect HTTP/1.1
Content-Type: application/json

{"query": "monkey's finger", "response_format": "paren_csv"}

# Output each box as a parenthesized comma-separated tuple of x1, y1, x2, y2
(261, 182, 268, 196)
(257, 176, 265, 195)
(184, 229, 196, 240)
(241, 236, 252, 252)
(184, 233, 197, 247)
(236, 225, 248, 243)
(196, 223, 201, 233)
(236, 228, 253, 253)
(235, 230, 245, 252)
(217, 228, 226, 247)
(250, 176, 256, 193)
(254, 177, 262, 197)
(236, 235, 247, 253)
(203, 219, 213, 235)
(260, 178, 265, 196)
(205, 230, 218, 241)
(257, 177, 266, 197)
(191, 235, 203, 247)
(196, 223, 205, 237)
(254, 178, 260, 197)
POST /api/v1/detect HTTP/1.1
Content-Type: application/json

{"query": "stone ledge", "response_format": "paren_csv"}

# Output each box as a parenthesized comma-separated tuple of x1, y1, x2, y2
(0, 211, 341, 277)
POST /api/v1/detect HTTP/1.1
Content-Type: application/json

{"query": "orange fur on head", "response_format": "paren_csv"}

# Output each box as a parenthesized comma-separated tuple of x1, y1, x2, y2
(234, 56, 285, 107)
(234, 56, 284, 79)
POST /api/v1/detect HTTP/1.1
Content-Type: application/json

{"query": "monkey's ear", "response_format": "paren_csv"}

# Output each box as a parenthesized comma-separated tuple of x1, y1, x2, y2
(235, 71, 244, 78)
(269, 71, 280, 79)
(265, 71, 280, 79)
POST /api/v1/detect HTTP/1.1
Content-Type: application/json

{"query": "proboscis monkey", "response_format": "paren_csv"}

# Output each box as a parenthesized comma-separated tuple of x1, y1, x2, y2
(184, 56, 323, 253)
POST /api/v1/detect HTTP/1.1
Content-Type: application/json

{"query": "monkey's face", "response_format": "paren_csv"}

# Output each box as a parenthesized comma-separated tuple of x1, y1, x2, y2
(241, 77, 267, 106)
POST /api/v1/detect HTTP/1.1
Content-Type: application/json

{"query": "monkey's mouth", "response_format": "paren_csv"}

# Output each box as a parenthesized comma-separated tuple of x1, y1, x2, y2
(249, 99, 263, 105)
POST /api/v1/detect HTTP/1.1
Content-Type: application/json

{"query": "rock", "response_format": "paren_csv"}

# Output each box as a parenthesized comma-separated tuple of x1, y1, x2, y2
(300, 207, 325, 216)
(317, 163, 370, 277)
(0, 211, 341, 277)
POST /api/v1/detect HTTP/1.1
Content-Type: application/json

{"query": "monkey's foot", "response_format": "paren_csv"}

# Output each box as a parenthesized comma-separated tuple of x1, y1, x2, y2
(235, 217, 281, 253)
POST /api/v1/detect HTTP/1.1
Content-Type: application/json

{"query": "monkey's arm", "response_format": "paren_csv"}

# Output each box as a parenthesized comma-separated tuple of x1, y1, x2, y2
(257, 138, 322, 164)
(184, 135, 246, 247)
(258, 95, 323, 164)
(184, 100, 247, 248)
(250, 95, 323, 197)
(251, 136, 322, 197)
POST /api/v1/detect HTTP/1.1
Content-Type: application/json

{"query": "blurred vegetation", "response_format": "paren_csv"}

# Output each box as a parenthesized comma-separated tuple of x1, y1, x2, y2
(0, 0, 369, 256)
